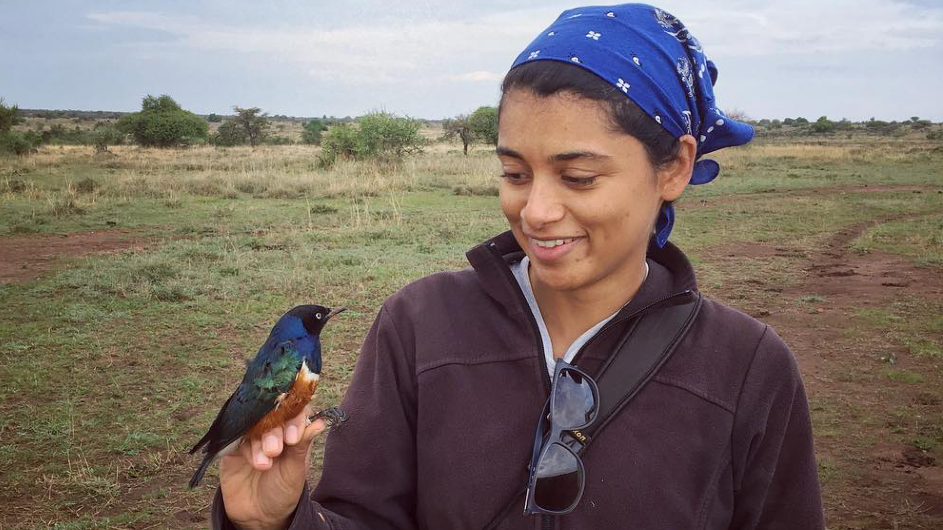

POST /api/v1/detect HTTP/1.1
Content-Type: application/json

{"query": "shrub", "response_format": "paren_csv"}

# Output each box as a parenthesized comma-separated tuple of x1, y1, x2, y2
(213, 120, 248, 147)
(207, 113, 223, 123)
(0, 98, 22, 132)
(810, 116, 836, 134)
(302, 119, 328, 145)
(318, 112, 424, 167)
(115, 94, 208, 147)
(0, 131, 34, 155)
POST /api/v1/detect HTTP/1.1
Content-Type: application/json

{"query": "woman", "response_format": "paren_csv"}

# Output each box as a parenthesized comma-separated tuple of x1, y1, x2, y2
(213, 4, 824, 529)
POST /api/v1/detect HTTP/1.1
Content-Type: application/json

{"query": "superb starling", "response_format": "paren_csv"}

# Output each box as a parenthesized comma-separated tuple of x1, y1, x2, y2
(188, 304, 346, 488)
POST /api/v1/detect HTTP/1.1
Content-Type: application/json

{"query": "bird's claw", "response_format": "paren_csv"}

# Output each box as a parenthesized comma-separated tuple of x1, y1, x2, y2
(308, 406, 348, 429)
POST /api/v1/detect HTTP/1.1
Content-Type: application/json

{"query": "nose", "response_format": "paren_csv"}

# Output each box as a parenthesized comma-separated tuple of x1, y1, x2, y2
(520, 176, 566, 230)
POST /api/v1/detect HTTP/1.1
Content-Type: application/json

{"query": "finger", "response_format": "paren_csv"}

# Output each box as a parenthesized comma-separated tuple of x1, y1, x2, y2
(262, 425, 284, 458)
(300, 418, 327, 445)
(284, 409, 307, 445)
(250, 436, 272, 470)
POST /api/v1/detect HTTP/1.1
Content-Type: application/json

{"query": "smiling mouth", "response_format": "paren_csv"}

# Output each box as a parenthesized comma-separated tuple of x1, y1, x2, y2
(530, 237, 577, 248)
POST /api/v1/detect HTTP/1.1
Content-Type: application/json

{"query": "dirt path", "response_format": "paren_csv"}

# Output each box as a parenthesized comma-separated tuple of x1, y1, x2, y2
(0, 231, 148, 284)
(706, 214, 943, 529)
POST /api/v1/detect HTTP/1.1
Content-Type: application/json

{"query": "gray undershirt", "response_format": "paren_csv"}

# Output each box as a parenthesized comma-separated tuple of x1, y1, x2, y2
(510, 256, 649, 378)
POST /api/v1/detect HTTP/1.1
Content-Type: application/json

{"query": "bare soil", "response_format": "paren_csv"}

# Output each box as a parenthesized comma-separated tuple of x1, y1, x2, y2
(0, 230, 148, 284)
(705, 215, 943, 529)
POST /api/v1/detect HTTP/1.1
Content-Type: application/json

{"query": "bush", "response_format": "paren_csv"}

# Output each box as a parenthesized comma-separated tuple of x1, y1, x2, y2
(213, 120, 248, 147)
(318, 112, 424, 167)
(0, 131, 34, 155)
(115, 94, 208, 147)
(207, 113, 223, 123)
(810, 116, 836, 134)
(0, 98, 22, 132)
(302, 119, 328, 145)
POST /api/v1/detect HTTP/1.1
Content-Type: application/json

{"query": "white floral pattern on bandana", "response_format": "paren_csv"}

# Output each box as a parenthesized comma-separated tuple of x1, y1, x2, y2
(654, 8, 703, 53)
(676, 57, 694, 99)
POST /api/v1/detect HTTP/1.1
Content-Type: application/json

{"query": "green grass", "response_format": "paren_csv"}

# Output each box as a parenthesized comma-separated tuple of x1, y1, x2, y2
(852, 214, 943, 269)
(1, 137, 941, 528)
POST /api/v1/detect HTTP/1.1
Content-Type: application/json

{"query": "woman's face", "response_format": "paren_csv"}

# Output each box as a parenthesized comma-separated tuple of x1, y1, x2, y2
(497, 89, 689, 295)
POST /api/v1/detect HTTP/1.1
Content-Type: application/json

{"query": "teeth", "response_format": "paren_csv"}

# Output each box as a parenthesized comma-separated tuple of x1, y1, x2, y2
(533, 238, 574, 248)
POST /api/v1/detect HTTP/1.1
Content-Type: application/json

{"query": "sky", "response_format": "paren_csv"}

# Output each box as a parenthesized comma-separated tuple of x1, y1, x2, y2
(1, 0, 941, 121)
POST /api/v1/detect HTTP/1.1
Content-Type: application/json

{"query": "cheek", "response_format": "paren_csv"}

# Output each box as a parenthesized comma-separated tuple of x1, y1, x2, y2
(499, 186, 524, 224)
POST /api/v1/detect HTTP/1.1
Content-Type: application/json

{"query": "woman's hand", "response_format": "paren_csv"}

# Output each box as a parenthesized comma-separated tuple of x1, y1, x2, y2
(219, 404, 327, 530)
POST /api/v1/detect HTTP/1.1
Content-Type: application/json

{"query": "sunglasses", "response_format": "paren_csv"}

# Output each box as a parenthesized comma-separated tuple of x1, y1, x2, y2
(523, 358, 600, 515)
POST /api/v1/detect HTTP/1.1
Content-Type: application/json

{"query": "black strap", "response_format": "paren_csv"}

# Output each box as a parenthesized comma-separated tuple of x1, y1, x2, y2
(580, 291, 702, 447)
(480, 291, 702, 530)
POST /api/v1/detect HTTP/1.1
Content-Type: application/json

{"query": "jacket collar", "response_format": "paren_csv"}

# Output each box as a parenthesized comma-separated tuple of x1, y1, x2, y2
(465, 230, 698, 316)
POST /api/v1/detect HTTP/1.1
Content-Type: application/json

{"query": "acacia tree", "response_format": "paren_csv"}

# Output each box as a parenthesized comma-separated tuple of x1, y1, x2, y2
(233, 106, 270, 147)
(442, 114, 473, 155)
(116, 95, 208, 147)
(468, 106, 498, 146)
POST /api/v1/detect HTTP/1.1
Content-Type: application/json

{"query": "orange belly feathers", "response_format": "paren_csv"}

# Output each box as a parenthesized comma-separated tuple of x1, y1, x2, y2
(246, 363, 319, 438)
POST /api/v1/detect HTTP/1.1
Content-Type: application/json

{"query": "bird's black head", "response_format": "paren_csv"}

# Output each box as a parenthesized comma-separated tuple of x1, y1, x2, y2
(287, 304, 346, 336)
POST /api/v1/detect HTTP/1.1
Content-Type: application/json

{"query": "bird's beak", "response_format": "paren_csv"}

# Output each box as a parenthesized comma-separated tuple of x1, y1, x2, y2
(326, 307, 347, 320)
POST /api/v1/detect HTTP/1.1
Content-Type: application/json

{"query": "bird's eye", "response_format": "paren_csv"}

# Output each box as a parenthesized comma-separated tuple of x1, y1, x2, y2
(316, 313, 322, 319)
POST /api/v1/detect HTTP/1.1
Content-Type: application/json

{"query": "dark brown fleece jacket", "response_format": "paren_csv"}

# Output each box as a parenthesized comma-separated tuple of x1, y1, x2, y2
(214, 231, 824, 530)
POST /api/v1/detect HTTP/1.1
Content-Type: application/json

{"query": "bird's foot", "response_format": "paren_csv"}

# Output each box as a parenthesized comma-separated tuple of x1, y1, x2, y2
(309, 406, 348, 429)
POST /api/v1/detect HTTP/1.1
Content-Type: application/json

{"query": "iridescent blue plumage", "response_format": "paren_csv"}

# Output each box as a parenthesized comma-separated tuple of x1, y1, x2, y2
(188, 304, 344, 488)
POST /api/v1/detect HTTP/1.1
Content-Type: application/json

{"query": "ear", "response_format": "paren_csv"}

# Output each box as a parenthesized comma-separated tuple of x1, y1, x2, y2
(657, 134, 697, 202)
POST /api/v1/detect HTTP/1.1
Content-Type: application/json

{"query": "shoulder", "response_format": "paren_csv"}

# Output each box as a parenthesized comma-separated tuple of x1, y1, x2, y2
(383, 268, 488, 316)
(655, 295, 798, 413)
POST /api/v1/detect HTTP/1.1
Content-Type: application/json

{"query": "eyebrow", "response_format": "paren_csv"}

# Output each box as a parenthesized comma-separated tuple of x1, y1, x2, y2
(495, 147, 611, 163)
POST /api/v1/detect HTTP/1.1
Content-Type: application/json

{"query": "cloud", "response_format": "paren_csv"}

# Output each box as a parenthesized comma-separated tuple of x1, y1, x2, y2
(660, 0, 943, 56)
(85, 7, 557, 84)
(449, 70, 503, 82)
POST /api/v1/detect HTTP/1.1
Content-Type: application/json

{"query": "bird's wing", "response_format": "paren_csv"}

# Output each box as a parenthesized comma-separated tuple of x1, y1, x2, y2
(200, 339, 304, 454)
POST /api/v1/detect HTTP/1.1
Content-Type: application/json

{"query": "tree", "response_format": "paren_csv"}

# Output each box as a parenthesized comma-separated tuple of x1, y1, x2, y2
(213, 120, 248, 147)
(442, 114, 473, 155)
(207, 113, 223, 123)
(233, 106, 269, 147)
(301, 118, 328, 145)
(116, 94, 208, 147)
(0, 98, 22, 133)
(468, 106, 498, 146)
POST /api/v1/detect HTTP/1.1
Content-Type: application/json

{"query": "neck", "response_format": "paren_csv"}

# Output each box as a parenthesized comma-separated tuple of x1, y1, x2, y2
(530, 257, 648, 357)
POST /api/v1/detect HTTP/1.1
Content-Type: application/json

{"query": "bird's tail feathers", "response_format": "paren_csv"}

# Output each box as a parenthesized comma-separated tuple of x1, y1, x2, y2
(188, 454, 214, 488)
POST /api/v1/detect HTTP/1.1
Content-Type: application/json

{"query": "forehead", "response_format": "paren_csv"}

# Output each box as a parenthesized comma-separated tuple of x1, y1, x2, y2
(497, 89, 642, 158)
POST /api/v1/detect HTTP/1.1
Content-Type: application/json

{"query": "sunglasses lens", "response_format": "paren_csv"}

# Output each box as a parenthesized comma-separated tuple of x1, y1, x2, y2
(534, 443, 582, 512)
(551, 368, 597, 429)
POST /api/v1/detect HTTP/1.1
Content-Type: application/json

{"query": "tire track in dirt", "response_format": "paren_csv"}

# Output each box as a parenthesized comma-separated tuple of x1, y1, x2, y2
(715, 210, 943, 528)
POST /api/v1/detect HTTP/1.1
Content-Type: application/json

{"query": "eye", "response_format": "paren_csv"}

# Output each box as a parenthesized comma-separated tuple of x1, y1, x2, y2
(316, 313, 322, 319)
(499, 172, 529, 185)
(562, 175, 598, 187)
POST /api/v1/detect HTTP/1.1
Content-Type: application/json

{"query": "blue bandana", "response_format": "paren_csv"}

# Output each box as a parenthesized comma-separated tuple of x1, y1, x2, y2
(509, 3, 754, 247)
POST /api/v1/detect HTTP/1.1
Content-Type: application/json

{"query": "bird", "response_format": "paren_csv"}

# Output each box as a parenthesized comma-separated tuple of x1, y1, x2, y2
(188, 304, 347, 488)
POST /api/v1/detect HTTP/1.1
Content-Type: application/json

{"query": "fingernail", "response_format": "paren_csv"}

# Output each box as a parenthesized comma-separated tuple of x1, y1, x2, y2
(286, 425, 299, 443)
(263, 434, 278, 453)
(255, 452, 271, 467)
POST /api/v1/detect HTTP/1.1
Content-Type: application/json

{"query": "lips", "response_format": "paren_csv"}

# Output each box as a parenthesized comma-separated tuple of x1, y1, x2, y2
(527, 236, 582, 262)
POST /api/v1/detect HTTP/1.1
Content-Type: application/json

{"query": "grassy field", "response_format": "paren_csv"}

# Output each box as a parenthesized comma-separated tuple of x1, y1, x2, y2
(1, 132, 941, 529)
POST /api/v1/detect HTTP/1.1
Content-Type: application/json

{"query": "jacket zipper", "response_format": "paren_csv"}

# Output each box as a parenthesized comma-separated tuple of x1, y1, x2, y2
(486, 242, 552, 394)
